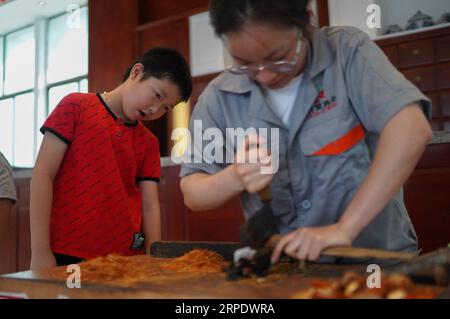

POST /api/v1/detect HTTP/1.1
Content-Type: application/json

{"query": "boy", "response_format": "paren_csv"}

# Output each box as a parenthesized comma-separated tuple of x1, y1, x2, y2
(30, 48, 192, 270)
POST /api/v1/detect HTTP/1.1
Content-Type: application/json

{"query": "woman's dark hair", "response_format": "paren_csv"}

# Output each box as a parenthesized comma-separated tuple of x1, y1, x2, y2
(122, 48, 192, 102)
(209, 0, 311, 36)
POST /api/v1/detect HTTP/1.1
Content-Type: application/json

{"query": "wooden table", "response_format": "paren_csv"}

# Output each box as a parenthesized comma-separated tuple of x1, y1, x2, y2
(0, 255, 373, 299)
(0, 255, 444, 299)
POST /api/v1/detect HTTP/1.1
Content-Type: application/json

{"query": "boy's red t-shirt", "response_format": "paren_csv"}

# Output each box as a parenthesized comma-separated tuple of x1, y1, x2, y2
(40, 93, 161, 259)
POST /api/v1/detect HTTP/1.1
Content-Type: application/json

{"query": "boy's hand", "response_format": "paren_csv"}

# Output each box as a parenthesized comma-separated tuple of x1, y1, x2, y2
(232, 134, 274, 194)
(30, 248, 57, 270)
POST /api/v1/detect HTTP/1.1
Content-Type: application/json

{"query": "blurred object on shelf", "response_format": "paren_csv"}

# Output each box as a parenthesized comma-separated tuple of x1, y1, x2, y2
(406, 11, 435, 30)
(437, 13, 450, 24)
(384, 24, 404, 35)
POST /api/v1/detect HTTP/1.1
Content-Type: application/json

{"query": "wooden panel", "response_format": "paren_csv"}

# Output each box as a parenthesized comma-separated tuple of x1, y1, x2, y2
(430, 120, 442, 131)
(435, 34, 450, 63)
(376, 26, 450, 47)
(16, 206, 31, 272)
(158, 165, 187, 241)
(15, 179, 31, 272)
(191, 73, 220, 109)
(141, 120, 169, 156)
(402, 66, 435, 92)
(0, 204, 17, 275)
(440, 91, 450, 117)
(138, 0, 208, 24)
(316, 0, 330, 27)
(404, 168, 450, 253)
(398, 39, 434, 69)
(186, 199, 244, 242)
(415, 143, 450, 169)
(443, 121, 450, 131)
(137, 23, 179, 55)
(88, 0, 138, 93)
(0, 257, 385, 299)
(381, 45, 398, 67)
(136, 17, 190, 59)
(436, 63, 450, 90)
(159, 164, 244, 243)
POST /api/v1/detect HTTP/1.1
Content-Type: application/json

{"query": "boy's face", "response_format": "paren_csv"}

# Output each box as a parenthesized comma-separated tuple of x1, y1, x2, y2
(123, 70, 182, 122)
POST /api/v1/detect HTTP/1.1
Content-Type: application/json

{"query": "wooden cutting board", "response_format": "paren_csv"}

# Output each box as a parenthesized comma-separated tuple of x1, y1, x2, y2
(0, 256, 443, 299)
(0, 256, 367, 299)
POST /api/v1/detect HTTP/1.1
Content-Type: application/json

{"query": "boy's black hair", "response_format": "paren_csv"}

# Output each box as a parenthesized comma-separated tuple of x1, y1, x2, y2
(122, 48, 192, 102)
(209, 0, 311, 36)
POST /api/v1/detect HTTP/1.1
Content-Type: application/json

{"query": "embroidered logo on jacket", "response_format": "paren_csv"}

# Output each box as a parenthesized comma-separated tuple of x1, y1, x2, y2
(307, 89, 337, 120)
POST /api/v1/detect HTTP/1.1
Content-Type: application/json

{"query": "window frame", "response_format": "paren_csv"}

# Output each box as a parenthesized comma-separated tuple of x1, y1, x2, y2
(46, 75, 87, 115)
(46, 6, 89, 86)
(0, 6, 88, 169)
(0, 24, 34, 99)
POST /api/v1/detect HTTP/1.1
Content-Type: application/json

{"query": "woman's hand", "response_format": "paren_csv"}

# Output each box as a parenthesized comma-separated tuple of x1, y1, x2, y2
(232, 134, 274, 194)
(271, 224, 352, 263)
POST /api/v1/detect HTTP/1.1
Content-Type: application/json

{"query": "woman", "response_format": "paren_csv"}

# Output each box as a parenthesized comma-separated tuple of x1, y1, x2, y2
(180, 0, 432, 263)
(30, 48, 191, 270)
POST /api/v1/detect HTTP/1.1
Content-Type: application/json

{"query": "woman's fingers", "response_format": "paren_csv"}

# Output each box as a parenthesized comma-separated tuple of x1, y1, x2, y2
(308, 239, 324, 261)
(296, 233, 313, 260)
(243, 173, 273, 193)
(271, 231, 296, 263)
(234, 132, 274, 193)
(284, 230, 304, 258)
(272, 225, 355, 264)
(235, 155, 273, 193)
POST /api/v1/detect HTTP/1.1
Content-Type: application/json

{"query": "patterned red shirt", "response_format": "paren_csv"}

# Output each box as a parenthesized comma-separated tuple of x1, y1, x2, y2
(40, 93, 160, 259)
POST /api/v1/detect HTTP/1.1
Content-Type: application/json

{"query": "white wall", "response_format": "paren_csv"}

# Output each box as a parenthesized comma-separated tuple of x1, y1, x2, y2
(378, 0, 450, 33)
(0, 0, 87, 35)
(328, 0, 450, 37)
(328, 0, 380, 37)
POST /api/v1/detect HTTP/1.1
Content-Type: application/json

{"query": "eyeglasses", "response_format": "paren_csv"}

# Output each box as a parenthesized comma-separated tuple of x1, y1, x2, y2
(227, 30, 303, 77)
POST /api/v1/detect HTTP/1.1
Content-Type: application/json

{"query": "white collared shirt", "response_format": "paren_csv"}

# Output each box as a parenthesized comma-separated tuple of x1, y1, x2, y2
(262, 74, 303, 127)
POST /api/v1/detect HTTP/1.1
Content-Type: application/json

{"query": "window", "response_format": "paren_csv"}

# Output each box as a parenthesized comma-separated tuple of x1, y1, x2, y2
(48, 81, 79, 114)
(79, 78, 88, 93)
(0, 93, 34, 167)
(4, 27, 35, 95)
(0, 26, 35, 167)
(0, 6, 88, 168)
(47, 7, 88, 84)
(0, 37, 3, 97)
(13, 93, 35, 168)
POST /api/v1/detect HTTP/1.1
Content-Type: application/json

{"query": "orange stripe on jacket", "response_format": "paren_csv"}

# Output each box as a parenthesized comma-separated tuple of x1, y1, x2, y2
(313, 124, 366, 156)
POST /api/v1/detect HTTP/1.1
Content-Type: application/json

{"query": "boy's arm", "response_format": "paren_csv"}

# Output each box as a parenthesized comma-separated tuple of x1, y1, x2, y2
(30, 132, 68, 270)
(139, 181, 161, 254)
